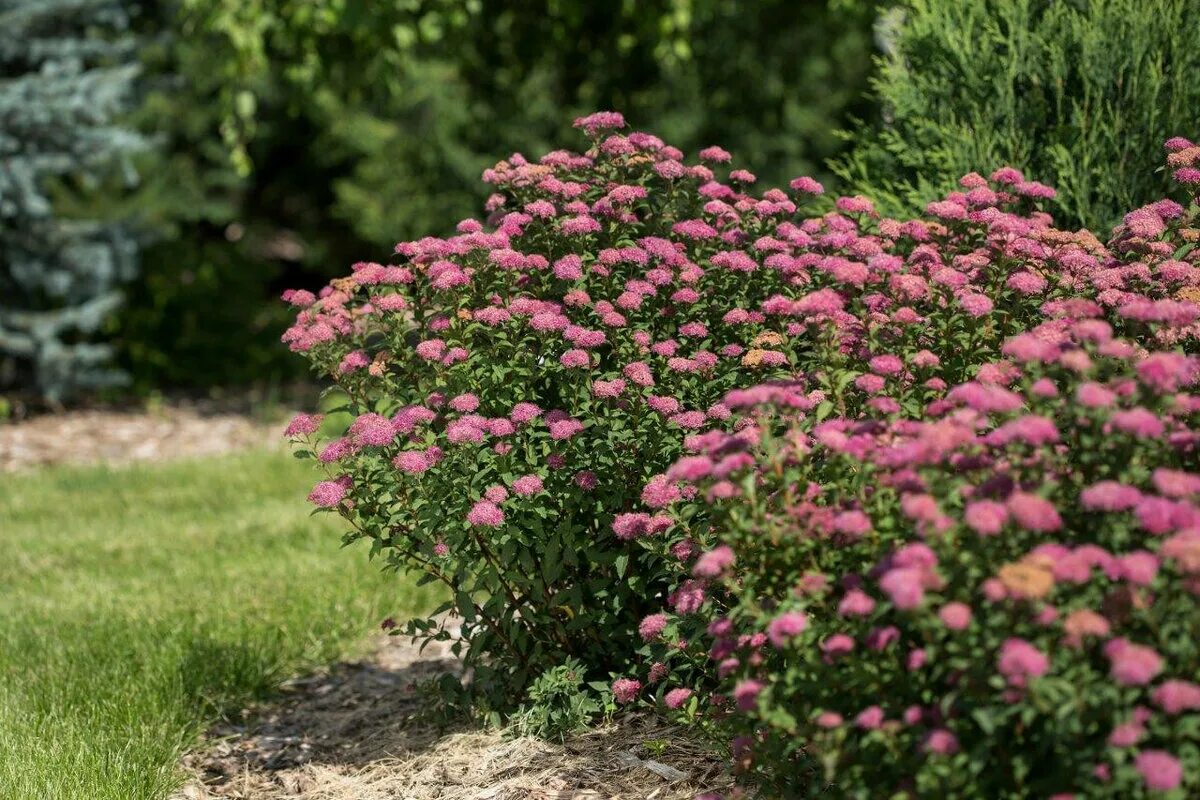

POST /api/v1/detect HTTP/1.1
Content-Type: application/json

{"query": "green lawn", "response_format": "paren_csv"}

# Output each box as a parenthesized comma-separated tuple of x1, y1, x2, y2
(0, 449, 432, 800)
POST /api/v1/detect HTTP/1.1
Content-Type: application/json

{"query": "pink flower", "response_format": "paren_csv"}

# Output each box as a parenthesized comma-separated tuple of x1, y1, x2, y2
(693, 545, 736, 578)
(308, 476, 351, 507)
(639, 613, 668, 641)
(821, 634, 855, 659)
(612, 512, 671, 540)
(446, 419, 485, 444)
(923, 729, 960, 755)
(1137, 351, 1194, 393)
(466, 500, 505, 528)
(670, 580, 707, 614)
(1106, 640, 1163, 686)
(1117, 551, 1159, 585)
(869, 354, 904, 376)
(767, 611, 808, 648)
(838, 589, 876, 617)
(414, 339, 446, 361)
(855, 705, 884, 730)
(1080, 481, 1143, 512)
(509, 402, 542, 424)
(1007, 492, 1063, 532)
(836, 195, 874, 215)
(938, 602, 973, 631)
(879, 567, 925, 610)
(959, 293, 994, 317)
(733, 679, 763, 711)
(560, 349, 591, 368)
(319, 437, 358, 463)
(1154, 680, 1200, 714)
(623, 361, 655, 387)
(789, 176, 824, 194)
(964, 500, 1009, 536)
(698, 145, 732, 163)
(349, 413, 396, 446)
(338, 349, 370, 373)
(664, 688, 693, 709)
(1007, 271, 1047, 295)
(1111, 408, 1165, 439)
(1108, 722, 1145, 747)
(284, 413, 323, 437)
(1153, 468, 1200, 498)
(282, 288, 316, 307)
(642, 475, 682, 508)
(866, 625, 900, 651)
(998, 638, 1049, 687)
(611, 678, 641, 704)
(591, 378, 626, 398)
(1135, 750, 1182, 791)
(815, 711, 843, 728)
(547, 416, 584, 440)
(393, 450, 430, 474)
(449, 393, 480, 412)
(573, 110, 625, 133)
(511, 474, 544, 496)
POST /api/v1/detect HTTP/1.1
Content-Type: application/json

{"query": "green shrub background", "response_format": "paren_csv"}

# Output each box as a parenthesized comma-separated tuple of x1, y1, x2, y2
(6, 0, 1199, 398)
(113, 0, 880, 394)
(835, 0, 1200, 232)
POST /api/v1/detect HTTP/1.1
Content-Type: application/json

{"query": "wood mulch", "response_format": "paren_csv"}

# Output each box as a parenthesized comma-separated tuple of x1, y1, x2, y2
(0, 399, 290, 472)
(170, 626, 731, 800)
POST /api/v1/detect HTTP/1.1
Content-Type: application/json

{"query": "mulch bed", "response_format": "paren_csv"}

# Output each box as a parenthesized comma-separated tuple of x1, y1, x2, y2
(171, 628, 731, 800)
(0, 400, 288, 471)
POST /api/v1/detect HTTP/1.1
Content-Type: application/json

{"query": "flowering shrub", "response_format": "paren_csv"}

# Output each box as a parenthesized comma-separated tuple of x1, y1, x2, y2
(625, 147, 1200, 795)
(284, 109, 1200, 726)
(284, 112, 829, 706)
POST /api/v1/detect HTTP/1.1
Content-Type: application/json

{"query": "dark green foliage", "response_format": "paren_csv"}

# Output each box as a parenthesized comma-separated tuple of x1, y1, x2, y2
(184, 0, 880, 245)
(112, 0, 879, 392)
(0, 0, 148, 400)
(834, 0, 1200, 232)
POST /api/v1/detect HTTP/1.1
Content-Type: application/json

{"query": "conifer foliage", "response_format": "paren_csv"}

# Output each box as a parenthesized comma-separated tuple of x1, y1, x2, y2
(837, 0, 1200, 233)
(0, 0, 148, 399)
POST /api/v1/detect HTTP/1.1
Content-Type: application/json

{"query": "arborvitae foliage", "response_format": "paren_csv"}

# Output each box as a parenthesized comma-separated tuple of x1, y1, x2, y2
(0, 0, 148, 400)
(833, 0, 1200, 232)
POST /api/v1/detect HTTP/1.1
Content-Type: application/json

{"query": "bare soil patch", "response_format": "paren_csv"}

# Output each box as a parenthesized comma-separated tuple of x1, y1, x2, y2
(171, 630, 730, 800)
(0, 400, 287, 471)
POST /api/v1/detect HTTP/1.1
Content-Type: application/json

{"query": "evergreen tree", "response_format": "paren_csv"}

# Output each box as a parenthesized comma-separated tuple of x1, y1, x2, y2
(0, 0, 148, 400)
(834, 0, 1200, 232)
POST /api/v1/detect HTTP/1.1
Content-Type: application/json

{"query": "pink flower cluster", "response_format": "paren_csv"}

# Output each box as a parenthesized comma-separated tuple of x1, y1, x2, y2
(284, 112, 1200, 773)
(635, 307, 1200, 793)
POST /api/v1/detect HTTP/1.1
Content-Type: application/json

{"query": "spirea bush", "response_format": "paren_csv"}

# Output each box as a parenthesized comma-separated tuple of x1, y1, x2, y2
(284, 112, 827, 707)
(284, 109, 1200, 736)
(624, 148, 1200, 796)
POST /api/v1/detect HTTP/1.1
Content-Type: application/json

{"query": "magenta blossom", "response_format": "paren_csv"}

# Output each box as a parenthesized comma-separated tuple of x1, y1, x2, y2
(611, 678, 641, 704)
(766, 611, 808, 648)
(466, 500, 504, 528)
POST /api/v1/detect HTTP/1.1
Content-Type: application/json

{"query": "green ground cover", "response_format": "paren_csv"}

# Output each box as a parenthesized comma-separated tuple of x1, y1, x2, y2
(0, 450, 430, 799)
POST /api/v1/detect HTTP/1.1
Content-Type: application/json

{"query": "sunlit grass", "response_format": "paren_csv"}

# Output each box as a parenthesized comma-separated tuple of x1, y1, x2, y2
(0, 450, 432, 799)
